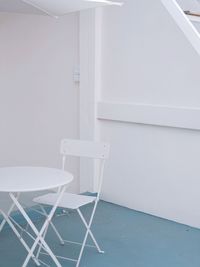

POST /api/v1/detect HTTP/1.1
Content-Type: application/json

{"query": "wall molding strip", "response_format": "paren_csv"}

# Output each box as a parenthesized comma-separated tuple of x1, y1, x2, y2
(98, 102, 200, 130)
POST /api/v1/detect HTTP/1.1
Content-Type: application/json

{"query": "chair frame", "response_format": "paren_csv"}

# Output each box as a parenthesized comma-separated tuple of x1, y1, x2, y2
(36, 139, 110, 267)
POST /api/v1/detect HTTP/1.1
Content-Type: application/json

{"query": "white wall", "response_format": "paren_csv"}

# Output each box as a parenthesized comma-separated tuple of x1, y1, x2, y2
(2, 0, 200, 229)
(96, 0, 200, 228)
(0, 12, 79, 211)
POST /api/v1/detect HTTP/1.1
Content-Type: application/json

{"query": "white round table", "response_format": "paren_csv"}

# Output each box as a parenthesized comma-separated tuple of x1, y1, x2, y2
(0, 166, 73, 267)
(0, 166, 73, 192)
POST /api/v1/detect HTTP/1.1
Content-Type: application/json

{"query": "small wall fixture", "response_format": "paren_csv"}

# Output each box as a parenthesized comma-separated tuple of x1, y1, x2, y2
(184, 10, 200, 17)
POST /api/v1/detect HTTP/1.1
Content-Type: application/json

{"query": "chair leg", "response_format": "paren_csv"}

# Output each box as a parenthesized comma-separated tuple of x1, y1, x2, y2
(77, 209, 104, 253)
(50, 221, 65, 245)
(76, 201, 101, 267)
(36, 205, 65, 260)
(40, 206, 65, 245)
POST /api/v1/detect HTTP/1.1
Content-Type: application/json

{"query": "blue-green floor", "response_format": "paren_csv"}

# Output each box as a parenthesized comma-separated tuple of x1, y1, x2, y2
(1, 201, 200, 267)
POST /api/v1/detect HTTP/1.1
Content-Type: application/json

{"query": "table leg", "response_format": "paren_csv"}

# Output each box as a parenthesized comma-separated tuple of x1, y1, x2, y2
(0, 192, 20, 233)
(0, 209, 40, 266)
(9, 186, 66, 267)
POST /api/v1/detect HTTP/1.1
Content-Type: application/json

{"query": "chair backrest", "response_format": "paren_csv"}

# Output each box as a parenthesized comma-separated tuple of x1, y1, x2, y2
(60, 139, 110, 197)
(60, 139, 110, 159)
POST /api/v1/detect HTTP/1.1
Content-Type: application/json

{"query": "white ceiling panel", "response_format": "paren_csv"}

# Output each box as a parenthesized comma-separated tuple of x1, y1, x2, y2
(22, 0, 123, 16)
(0, 0, 123, 16)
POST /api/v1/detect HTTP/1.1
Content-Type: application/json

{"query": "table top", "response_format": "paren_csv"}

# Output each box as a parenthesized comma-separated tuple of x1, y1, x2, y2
(0, 167, 73, 193)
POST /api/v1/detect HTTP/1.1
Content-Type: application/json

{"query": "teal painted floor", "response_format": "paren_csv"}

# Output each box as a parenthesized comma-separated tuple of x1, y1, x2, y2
(0, 201, 200, 267)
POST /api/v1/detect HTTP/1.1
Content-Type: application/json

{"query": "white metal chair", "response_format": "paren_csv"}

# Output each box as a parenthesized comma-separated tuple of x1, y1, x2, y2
(33, 139, 110, 267)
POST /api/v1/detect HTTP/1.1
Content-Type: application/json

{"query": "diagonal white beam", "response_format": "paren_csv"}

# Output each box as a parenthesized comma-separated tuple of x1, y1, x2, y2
(161, 0, 200, 56)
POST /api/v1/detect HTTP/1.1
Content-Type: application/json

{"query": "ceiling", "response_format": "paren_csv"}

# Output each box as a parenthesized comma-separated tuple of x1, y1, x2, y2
(0, 0, 43, 14)
(0, 0, 123, 16)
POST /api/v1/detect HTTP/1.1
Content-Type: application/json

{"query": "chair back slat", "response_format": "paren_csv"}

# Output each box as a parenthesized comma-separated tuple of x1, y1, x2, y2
(60, 139, 110, 159)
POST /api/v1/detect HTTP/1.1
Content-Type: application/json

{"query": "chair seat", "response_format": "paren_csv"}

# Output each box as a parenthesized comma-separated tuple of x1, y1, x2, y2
(33, 193, 96, 210)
